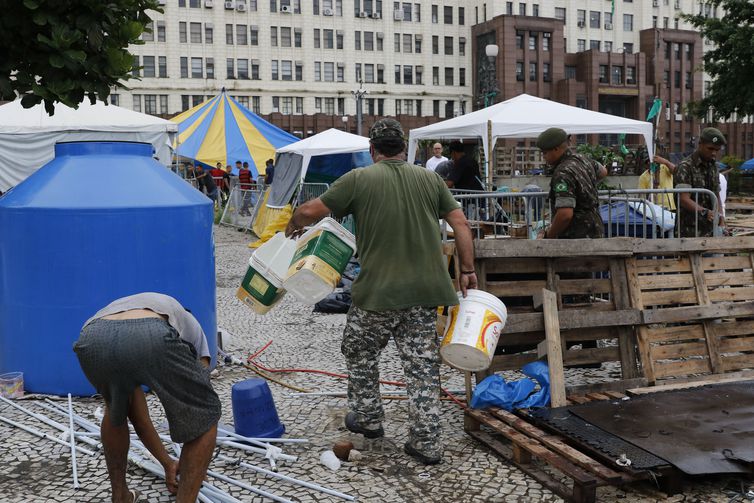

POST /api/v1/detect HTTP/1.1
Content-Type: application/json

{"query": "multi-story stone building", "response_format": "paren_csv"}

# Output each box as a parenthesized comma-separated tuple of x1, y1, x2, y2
(124, 0, 753, 160)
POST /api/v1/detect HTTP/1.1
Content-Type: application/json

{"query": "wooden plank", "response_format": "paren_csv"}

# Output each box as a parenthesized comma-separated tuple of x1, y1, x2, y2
(552, 257, 611, 274)
(603, 391, 627, 399)
(719, 336, 754, 353)
(645, 324, 706, 343)
(701, 254, 753, 271)
(484, 257, 547, 274)
(716, 320, 754, 337)
(655, 369, 754, 386)
(689, 253, 722, 374)
(474, 237, 634, 258)
(634, 256, 691, 274)
(487, 280, 547, 298)
(705, 271, 754, 288)
(476, 259, 488, 292)
(569, 395, 591, 404)
(641, 302, 754, 324)
(625, 257, 657, 384)
(638, 274, 695, 290)
(585, 393, 611, 401)
(641, 289, 698, 306)
(489, 408, 624, 484)
(653, 358, 711, 379)
(564, 347, 621, 365)
(543, 289, 567, 408)
(722, 353, 754, 372)
(650, 341, 709, 360)
(632, 236, 754, 254)
(558, 278, 613, 295)
(709, 287, 754, 302)
(627, 373, 754, 396)
(503, 309, 641, 335)
(609, 258, 640, 379)
(546, 258, 561, 310)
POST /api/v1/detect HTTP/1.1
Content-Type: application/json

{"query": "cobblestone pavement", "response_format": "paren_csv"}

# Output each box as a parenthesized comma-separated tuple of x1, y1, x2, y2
(0, 225, 748, 502)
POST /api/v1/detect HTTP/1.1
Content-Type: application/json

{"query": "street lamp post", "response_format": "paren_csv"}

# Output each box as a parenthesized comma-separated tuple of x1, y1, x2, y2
(341, 115, 349, 132)
(481, 44, 499, 108)
(351, 80, 369, 136)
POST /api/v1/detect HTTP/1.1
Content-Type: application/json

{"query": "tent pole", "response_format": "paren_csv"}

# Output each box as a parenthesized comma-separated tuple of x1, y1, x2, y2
(487, 120, 493, 189)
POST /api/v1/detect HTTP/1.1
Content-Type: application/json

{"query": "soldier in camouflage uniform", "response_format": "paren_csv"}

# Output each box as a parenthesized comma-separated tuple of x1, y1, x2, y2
(285, 119, 477, 464)
(674, 127, 727, 237)
(537, 128, 604, 239)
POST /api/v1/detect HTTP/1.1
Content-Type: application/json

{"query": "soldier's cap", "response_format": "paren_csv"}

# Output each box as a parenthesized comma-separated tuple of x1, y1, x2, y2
(369, 118, 404, 141)
(700, 127, 727, 145)
(536, 128, 568, 151)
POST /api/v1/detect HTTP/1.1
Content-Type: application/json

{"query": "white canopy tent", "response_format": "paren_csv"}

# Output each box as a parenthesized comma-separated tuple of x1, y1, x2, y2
(267, 128, 371, 208)
(0, 99, 178, 191)
(407, 94, 655, 178)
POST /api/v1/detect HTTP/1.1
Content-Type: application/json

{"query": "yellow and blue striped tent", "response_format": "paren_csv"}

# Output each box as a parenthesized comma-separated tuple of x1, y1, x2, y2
(171, 91, 298, 178)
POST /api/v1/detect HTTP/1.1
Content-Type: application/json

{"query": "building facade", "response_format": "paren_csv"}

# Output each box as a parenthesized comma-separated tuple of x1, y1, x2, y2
(124, 0, 753, 159)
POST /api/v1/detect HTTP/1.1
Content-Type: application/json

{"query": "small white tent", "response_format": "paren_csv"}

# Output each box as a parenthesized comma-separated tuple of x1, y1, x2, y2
(407, 94, 654, 177)
(267, 128, 371, 208)
(0, 100, 178, 191)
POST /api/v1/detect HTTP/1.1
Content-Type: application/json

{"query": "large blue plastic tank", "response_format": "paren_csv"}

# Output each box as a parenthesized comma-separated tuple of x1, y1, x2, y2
(0, 142, 216, 396)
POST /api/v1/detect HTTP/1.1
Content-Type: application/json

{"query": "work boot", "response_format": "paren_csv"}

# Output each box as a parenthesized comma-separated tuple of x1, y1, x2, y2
(344, 412, 384, 439)
(404, 441, 442, 465)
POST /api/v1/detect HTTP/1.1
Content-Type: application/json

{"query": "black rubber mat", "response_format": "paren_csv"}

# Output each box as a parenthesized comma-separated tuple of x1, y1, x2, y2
(529, 406, 669, 470)
(569, 382, 754, 475)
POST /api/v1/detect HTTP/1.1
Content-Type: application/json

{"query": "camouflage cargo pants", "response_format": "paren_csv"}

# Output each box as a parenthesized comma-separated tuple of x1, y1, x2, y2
(342, 304, 442, 456)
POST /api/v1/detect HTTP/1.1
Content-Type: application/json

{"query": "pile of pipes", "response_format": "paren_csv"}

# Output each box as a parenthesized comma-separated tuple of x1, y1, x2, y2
(0, 395, 355, 502)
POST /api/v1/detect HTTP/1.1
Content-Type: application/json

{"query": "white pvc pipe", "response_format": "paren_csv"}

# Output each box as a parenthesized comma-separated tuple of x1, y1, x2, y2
(217, 440, 298, 462)
(207, 469, 293, 503)
(201, 483, 244, 503)
(218, 454, 356, 501)
(217, 426, 308, 445)
(0, 415, 95, 456)
(0, 395, 100, 449)
(67, 394, 80, 489)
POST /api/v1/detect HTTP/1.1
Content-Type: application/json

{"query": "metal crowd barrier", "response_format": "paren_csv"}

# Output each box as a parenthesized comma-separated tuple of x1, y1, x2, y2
(295, 183, 330, 206)
(219, 181, 266, 230)
(450, 188, 720, 240)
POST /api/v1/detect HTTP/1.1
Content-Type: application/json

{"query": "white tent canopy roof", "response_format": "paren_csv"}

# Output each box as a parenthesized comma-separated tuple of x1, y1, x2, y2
(0, 99, 177, 134)
(408, 94, 654, 166)
(276, 128, 369, 156)
(0, 100, 178, 191)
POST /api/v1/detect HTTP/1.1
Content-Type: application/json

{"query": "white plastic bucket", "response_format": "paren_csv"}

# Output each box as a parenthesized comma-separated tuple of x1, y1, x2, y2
(284, 217, 357, 305)
(0, 372, 24, 399)
(237, 233, 296, 314)
(440, 290, 507, 371)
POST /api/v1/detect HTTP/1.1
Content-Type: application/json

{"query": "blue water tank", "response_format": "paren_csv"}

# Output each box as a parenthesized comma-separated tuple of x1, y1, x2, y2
(0, 142, 216, 396)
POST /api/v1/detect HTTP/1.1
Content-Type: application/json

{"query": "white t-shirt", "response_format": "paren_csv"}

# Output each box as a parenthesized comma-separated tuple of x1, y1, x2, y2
(84, 292, 211, 358)
(719, 173, 727, 217)
(426, 155, 448, 172)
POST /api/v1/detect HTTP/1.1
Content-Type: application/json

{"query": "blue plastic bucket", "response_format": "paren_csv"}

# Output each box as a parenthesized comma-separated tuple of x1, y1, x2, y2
(231, 378, 285, 438)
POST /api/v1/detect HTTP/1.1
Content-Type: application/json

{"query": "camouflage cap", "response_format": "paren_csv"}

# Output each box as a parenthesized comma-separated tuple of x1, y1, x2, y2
(700, 127, 727, 146)
(369, 118, 404, 141)
(536, 127, 568, 151)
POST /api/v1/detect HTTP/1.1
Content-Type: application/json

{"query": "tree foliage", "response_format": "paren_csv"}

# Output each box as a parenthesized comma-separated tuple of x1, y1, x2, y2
(683, 0, 754, 120)
(0, 0, 160, 115)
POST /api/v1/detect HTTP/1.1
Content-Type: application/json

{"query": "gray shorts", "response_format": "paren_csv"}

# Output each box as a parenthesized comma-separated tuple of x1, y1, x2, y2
(73, 318, 221, 443)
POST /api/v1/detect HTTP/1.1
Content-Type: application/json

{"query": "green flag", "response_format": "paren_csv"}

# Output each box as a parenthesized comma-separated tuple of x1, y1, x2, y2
(611, 0, 615, 17)
(619, 133, 628, 155)
(646, 98, 662, 121)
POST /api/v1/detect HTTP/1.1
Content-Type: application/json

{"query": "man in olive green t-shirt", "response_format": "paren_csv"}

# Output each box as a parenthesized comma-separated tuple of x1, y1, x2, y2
(285, 118, 476, 465)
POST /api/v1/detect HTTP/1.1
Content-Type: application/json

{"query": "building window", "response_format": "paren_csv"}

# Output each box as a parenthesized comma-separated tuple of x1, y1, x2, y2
(403, 65, 413, 84)
(623, 14, 633, 31)
(157, 22, 166, 42)
(415, 65, 423, 84)
(142, 56, 155, 77)
(205, 58, 214, 79)
(190, 22, 202, 43)
(142, 22, 154, 42)
(516, 62, 523, 81)
(599, 65, 608, 83)
(577, 39, 586, 52)
(336, 30, 343, 49)
(444, 67, 453, 85)
(281, 97, 292, 115)
(529, 62, 537, 81)
(251, 26, 259, 45)
(252, 60, 261, 79)
(458, 6, 464, 24)
(626, 66, 636, 85)
(623, 43, 633, 54)
(554, 7, 566, 21)
(314, 29, 321, 49)
(395, 99, 402, 115)
(226, 24, 233, 45)
(280, 27, 293, 47)
(205, 25, 213, 44)
(356, 31, 362, 50)
(158, 56, 167, 78)
(516, 32, 523, 49)
(518, 2, 526, 16)
(533, 4, 539, 16)
(394, 33, 400, 52)
(296, 97, 304, 114)
(180, 57, 188, 78)
(577, 9, 586, 26)
(238, 59, 249, 79)
(237, 24, 248, 45)
(272, 96, 280, 113)
(674, 70, 681, 88)
(444, 36, 453, 55)
(432, 66, 439, 85)
(110, 94, 120, 106)
(685, 72, 692, 89)
(272, 60, 279, 80)
(179, 22, 187, 43)
(529, 34, 537, 50)
(271, 26, 278, 47)
(404, 34, 413, 53)
(443, 5, 452, 23)
(281, 60, 292, 80)
(432, 35, 438, 54)
(324, 29, 333, 48)
(294, 61, 302, 80)
(324, 62, 334, 81)
(415, 35, 422, 53)
(589, 11, 600, 28)
(590, 40, 600, 51)
(431, 4, 438, 23)
(565, 65, 576, 79)
(605, 41, 613, 52)
(459, 67, 465, 86)
(133, 94, 142, 113)
(543, 62, 550, 81)
(542, 34, 550, 51)
(611, 66, 623, 85)
(364, 63, 375, 83)
(226, 58, 234, 79)
(395, 64, 401, 84)
(191, 57, 203, 78)
(404, 99, 413, 115)
(605, 12, 613, 26)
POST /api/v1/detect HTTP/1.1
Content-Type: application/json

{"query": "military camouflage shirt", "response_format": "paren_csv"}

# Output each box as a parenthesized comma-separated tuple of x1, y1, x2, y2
(674, 151, 720, 237)
(548, 149, 604, 239)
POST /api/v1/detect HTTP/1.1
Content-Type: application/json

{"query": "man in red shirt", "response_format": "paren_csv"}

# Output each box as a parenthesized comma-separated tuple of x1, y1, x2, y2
(210, 162, 228, 204)
(238, 161, 253, 215)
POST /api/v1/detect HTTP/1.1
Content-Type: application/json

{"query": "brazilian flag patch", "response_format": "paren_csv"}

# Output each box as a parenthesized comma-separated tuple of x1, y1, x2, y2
(555, 182, 569, 193)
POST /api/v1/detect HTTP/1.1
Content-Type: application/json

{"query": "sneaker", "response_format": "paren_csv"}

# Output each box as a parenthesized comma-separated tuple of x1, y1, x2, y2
(404, 441, 442, 465)
(344, 412, 384, 439)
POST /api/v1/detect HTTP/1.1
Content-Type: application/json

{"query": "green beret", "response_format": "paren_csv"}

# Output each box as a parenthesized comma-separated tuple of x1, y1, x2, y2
(536, 127, 568, 150)
(700, 127, 726, 145)
(369, 118, 404, 141)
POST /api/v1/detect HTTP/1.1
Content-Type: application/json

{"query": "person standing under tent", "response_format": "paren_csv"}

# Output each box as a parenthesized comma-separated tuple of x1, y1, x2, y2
(238, 161, 253, 216)
(285, 118, 477, 465)
(264, 159, 275, 185)
(425, 143, 447, 172)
